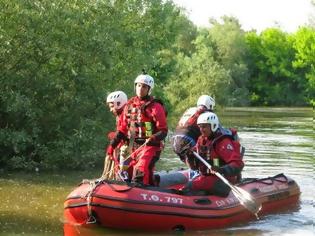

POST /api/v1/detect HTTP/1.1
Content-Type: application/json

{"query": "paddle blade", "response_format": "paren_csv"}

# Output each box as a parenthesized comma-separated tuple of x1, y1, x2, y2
(191, 151, 262, 217)
(232, 186, 262, 217)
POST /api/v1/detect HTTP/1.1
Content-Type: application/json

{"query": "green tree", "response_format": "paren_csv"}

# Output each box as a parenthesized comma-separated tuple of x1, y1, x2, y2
(291, 27, 315, 105)
(0, 0, 114, 170)
(207, 16, 251, 105)
(0, 0, 193, 170)
(165, 29, 230, 125)
(246, 28, 306, 106)
(165, 16, 251, 125)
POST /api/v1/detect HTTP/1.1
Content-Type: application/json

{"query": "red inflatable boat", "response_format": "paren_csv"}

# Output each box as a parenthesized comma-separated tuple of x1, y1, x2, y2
(64, 171, 300, 232)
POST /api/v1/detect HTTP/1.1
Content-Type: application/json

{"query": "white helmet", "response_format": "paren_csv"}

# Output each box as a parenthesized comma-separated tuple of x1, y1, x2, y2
(197, 95, 215, 110)
(134, 74, 154, 95)
(106, 91, 128, 110)
(197, 112, 219, 132)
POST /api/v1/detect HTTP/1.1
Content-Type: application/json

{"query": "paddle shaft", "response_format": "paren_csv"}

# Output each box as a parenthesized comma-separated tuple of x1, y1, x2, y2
(122, 142, 146, 163)
(192, 151, 235, 189)
(111, 142, 147, 181)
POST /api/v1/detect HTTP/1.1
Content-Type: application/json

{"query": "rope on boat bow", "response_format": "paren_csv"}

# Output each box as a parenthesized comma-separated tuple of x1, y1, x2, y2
(239, 173, 289, 186)
(85, 178, 104, 224)
(83, 177, 135, 224)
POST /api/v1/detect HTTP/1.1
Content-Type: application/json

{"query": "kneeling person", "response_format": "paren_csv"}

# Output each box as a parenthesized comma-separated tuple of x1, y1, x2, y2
(184, 112, 244, 197)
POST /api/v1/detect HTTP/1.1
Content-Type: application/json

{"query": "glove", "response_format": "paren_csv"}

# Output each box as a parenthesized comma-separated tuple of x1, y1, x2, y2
(211, 166, 224, 175)
(145, 135, 156, 145)
(106, 145, 114, 156)
(107, 131, 116, 140)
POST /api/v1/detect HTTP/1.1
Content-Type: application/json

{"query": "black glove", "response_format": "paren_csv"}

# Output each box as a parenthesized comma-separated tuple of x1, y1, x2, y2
(211, 166, 224, 175)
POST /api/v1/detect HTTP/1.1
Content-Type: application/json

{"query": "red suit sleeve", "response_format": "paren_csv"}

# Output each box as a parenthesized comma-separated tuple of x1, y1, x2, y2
(116, 112, 124, 131)
(186, 106, 207, 127)
(147, 102, 168, 141)
(107, 104, 129, 150)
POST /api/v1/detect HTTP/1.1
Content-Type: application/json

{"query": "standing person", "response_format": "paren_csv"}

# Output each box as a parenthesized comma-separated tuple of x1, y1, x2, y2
(172, 95, 215, 171)
(102, 91, 128, 179)
(106, 72, 168, 186)
(182, 112, 244, 196)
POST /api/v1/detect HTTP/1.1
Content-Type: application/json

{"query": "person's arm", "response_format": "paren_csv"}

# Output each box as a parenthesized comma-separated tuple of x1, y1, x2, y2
(186, 106, 207, 126)
(106, 106, 128, 155)
(147, 102, 168, 142)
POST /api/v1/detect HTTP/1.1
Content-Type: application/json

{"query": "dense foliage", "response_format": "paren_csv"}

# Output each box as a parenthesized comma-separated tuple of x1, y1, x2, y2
(245, 28, 314, 106)
(1, 0, 314, 170)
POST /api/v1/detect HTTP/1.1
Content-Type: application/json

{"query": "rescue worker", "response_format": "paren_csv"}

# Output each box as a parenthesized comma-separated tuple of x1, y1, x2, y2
(172, 95, 215, 170)
(106, 91, 128, 139)
(182, 112, 244, 197)
(106, 72, 168, 186)
(103, 91, 128, 179)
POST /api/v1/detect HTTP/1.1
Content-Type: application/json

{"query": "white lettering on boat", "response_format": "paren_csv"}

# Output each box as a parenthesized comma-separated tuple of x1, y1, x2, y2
(140, 194, 183, 204)
(215, 197, 238, 207)
(216, 200, 225, 207)
(164, 196, 183, 204)
(140, 193, 148, 200)
(151, 194, 159, 201)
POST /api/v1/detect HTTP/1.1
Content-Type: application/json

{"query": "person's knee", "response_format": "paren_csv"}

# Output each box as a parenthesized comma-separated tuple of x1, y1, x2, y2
(210, 180, 231, 197)
(153, 174, 160, 187)
(133, 169, 144, 183)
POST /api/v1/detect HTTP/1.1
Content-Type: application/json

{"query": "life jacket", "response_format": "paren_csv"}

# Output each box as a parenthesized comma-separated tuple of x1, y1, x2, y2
(197, 127, 245, 174)
(215, 126, 245, 158)
(177, 107, 199, 128)
(197, 136, 215, 175)
(177, 106, 209, 128)
(176, 106, 210, 142)
(126, 96, 167, 142)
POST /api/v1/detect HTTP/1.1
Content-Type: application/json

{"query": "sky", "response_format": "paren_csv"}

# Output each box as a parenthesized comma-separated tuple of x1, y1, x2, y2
(172, 0, 314, 32)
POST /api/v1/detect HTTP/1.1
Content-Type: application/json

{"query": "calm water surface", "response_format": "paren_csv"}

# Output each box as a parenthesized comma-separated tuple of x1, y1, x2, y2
(0, 107, 313, 236)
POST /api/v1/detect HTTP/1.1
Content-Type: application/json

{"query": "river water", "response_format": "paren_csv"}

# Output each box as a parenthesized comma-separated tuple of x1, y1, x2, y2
(0, 107, 313, 236)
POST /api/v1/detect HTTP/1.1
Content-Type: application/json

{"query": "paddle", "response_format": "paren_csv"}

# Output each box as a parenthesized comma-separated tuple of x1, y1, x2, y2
(120, 142, 146, 164)
(192, 151, 262, 218)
